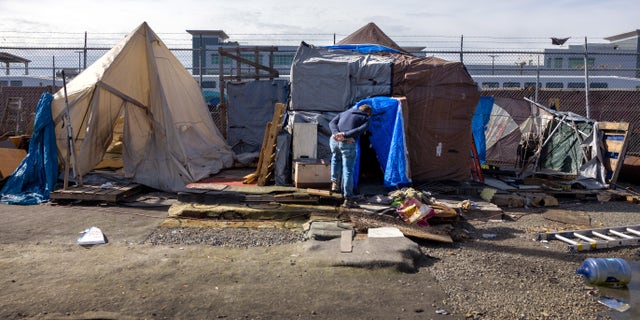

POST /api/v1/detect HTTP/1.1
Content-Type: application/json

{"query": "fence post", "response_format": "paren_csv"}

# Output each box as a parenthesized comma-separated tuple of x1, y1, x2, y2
(584, 36, 590, 118)
(460, 35, 464, 63)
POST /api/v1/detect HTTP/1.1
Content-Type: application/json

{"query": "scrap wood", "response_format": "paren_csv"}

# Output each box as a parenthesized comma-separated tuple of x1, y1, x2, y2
(348, 211, 453, 243)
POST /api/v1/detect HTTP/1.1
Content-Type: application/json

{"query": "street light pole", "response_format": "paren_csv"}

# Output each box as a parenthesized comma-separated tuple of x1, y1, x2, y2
(488, 55, 498, 75)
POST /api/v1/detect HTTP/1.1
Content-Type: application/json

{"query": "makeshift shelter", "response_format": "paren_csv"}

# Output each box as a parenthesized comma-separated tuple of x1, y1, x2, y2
(472, 96, 618, 189)
(288, 22, 480, 183)
(472, 96, 552, 167)
(50, 22, 234, 192)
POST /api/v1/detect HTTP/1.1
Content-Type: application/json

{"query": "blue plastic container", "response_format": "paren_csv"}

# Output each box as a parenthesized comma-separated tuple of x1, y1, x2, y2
(576, 258, 632, 286)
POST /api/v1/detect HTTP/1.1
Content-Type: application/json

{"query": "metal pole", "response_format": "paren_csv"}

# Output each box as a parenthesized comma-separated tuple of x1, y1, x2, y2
(460, 35, 464, 63)
(489, 55, 497, 75)
(83, 32, 87, 69)
(535, 55, 540, 102)
(584, 36, 590, 118)
(52, 56, 56, 88)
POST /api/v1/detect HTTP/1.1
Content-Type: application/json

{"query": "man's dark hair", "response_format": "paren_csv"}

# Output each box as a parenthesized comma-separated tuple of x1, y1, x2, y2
(359, 104, 372, 116)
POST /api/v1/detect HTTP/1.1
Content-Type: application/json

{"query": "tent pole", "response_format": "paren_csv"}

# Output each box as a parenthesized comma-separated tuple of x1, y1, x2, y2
(61, 70, 83, 189)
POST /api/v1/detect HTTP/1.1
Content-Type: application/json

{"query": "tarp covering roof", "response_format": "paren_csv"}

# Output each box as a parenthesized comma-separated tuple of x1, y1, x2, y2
(50, 22, 234, 192)
(337, 22, 407, 53)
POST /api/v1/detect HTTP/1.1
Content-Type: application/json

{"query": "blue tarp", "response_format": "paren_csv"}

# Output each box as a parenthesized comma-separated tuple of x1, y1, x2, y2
(325, 44, 400, 54)
(471, 96, 494, 165)
(1, 92, 58, 205)
(354, 96, 411, 189)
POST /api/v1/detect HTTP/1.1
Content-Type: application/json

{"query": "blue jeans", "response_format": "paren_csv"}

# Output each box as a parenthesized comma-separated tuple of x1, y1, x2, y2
(330, 136, 357, 199)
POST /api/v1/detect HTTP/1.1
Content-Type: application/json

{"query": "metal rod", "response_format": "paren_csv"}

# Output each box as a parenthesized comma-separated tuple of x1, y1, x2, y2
(584, 36, 591, 118)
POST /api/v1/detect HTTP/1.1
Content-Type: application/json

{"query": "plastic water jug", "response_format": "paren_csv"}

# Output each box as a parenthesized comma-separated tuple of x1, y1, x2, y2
(576, 258, 632, 286)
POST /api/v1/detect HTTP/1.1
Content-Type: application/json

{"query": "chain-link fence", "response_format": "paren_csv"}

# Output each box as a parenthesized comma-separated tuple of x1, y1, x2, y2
(1, 32, 639, 155)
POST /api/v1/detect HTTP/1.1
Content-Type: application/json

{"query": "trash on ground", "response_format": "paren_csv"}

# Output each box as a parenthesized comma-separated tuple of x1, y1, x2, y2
(77, 226, 106, 245)
(368, 227, 404, 238)
(597, 296, 630, 312)
(576, 257, 631, 287)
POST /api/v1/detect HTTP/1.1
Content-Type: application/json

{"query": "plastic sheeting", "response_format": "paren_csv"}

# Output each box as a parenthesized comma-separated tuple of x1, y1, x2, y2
(356, 97, 411, 188)
(290, 43, 393, 112)
(325, 44, 399, 54)
(1, 92, 58, 205)
(226, 79, 290, 154)
(472, 97, 494, 164)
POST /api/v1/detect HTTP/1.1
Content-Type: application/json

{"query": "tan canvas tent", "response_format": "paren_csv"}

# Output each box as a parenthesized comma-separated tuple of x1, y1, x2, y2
(51, 22, 234, 192)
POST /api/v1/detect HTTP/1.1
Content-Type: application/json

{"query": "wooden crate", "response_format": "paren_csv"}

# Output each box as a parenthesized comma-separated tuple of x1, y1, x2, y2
(293, 160, 331, 188)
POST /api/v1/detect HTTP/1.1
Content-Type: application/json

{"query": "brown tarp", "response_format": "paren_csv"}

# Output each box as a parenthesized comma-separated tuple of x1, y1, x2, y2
(391, 55, 480, 181)
(337, 22, 407, 53)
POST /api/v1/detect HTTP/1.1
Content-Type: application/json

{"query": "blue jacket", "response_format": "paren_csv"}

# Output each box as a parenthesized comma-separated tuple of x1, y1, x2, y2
(329, 108, 370, 139)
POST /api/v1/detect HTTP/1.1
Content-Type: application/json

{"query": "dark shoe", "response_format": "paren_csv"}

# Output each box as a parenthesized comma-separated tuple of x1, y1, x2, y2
(331, 181, 341, 193)
(341, 199, 360, 208)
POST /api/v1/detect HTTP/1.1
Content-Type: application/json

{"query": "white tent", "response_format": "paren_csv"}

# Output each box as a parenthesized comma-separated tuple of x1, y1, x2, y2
(51, 22, 235, 192)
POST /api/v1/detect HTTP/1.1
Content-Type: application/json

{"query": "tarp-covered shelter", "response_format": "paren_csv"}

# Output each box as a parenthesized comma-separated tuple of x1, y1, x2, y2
(472, 96, 552, 167)
(289, 22, 480, 182)
(336, 22, 407, 54)
(290, 43, 394, 112)
(51, 22, 235, 192)
(472, 96, 611, 188)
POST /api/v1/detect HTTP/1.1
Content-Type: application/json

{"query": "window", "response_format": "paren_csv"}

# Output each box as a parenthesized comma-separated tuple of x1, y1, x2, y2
(240, 53, 262, 64)
(201, 81, 217, 89)
(482, 82, 499, 88)
(568, 57, 595, 69)
(0, 80, 7, 86)
(546, 57, 562, 69)
(590, 82, 608, 88)
(524, 82, 541, 89)
(545, 82, 564, 88)
(210, 53, 232, 65)
(567, 82, 585, 88)
(503, 82, 521, 88)
(274, 54, 294, 65)
(9, 80, 23, 86)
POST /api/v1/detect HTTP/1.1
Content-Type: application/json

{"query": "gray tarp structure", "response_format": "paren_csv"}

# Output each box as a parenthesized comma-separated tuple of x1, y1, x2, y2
(226, 79, 290, 155)
(288, 23, 480, 182)
(50, 22, 235, 192)
(290, 43, 393, 112)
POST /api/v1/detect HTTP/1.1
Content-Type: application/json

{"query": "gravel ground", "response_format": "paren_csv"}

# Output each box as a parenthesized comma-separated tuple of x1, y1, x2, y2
(147, 199, 640, 319)
(145, 227, 306, 247)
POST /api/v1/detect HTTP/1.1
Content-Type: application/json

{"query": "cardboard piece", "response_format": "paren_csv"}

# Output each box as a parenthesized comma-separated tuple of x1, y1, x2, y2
(0, 148, 26, 179)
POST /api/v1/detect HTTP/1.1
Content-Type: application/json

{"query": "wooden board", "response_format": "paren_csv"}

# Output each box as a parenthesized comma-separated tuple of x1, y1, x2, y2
(349, 211, 453, 243)
(50, 184, 143, 203)
(0, 148, 26, 179)
(598, 121, 630, 185)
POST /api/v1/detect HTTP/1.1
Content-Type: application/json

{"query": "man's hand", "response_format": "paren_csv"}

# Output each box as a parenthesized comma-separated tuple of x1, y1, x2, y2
(333, 132, 345, 142)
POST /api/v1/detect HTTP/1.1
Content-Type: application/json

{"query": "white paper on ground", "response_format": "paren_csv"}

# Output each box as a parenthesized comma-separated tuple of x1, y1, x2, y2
(367, 227, 405, 238)
(77, 226, 106, 245)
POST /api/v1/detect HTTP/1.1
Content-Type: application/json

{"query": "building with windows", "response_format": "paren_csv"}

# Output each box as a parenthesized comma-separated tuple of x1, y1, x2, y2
(187, 29, 298, 77)
(467, 30, 640, 89)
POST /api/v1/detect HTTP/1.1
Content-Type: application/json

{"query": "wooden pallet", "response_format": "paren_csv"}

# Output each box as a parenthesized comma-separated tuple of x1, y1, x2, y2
(598, 121, 630, 185)
(50, 184, 143, 203)
(243, 102, 287, 185)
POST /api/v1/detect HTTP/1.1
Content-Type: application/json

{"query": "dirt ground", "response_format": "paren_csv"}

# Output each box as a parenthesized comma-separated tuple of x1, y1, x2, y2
(0, 202, 452, 320)
(1, 196, 640, 319)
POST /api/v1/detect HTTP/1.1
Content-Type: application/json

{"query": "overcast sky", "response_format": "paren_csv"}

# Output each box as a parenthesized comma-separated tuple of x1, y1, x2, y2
(0, 0, 638, 45)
